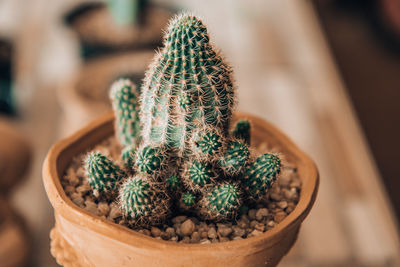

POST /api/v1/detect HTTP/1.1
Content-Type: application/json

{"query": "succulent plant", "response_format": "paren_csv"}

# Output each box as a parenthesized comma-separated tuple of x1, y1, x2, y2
(135, 144, 167, 175)
(84, 13, 284, 227)
(191, 127, 225, 160)
(85, 152, 126, 198)
(121, 145, 136, 167)
(232, 120, 251, 145)
(119, 175, 170, 224)
(218, 140, 250, 176)
(179, 191, 196, 211)
(201, 183, 241, 221)
(166, 175, 180, 190)
(110, 79, 141, 147)
(183, 160, 215, 191)
(140, 14, 235, 156)
(241, 153, 281, 200)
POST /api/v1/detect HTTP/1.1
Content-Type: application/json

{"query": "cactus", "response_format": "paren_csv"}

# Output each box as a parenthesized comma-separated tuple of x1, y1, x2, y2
(135, 144, 167, 175)
(121, 145, 136, 167)
(241, 153, 281, 200)
(140, 14, 235, 156)
(119, 175, 170, 224)
(110, 79, 141, 147)
(179, 191, 196, 210)
(166, 175, 180, 190)
(201, 183, 241, 220)
(219, 140, 250, 175)
(183, 160, 215, 191)
(191, 127, 225, 160)
(232, 120, 251, 145)
(85, 152, 126, 198)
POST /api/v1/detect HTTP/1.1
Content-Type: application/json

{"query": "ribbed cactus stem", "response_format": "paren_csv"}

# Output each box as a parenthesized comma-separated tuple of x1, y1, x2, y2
(110, 79, 141, 147)
(166, 175, 180, 190)
(140, 14, 235, 156)
(201, 183, 241, 220)
(119, 175, 170, 225)
(219, 140, 250, 175)
(183, 160, 214, 191)
(179, 191, 196, 210)
(242, 153, 281, 199)
(121, 145, 136, 167)
(232, 120, 251, 145)
(135, 144, 167, 175)
(85, 152, 126, 198)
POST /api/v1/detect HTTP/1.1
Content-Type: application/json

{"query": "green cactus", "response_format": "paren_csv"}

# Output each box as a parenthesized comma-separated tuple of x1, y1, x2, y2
(140, 14, 235, 156)
(201, 183, 241, 220)
(183, 160, 214, 191)
(166, 175, 180, 190)
(241, 153, 281, 199)
(135, 144, 167, 175)
(179, 191, 196, 210)
(85, 152, 126, 198)
(191, 127, 225, 160)
(219, 140, 250, 175)
(121, 145, 136, 167)
(232, 120, 251, 145)
(110, 79, 141, 147)
(119, 175, 170, 224)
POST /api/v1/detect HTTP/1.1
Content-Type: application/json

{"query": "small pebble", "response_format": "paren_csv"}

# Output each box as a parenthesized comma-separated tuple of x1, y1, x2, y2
(108, 202, 121, 220)
(248, 230, 263, 237)
(165, 227, 175, 238)
(277, 201, 288, 209)
(255, 208, 269, 221)
(274, 212, 287, 223)
(218, 226, 233, 237)
(207, 227, 217, 239)
(232, 226, 245, 237)
(180, 219, 195, 236)
(180, 236, 191, 244)
(249, 220, 257, 228)
(254, 223, 265, 232)
(97, 202, 110, 216)
(248, 209, 257, 220)
(84, 199, 98, 215)
(151, 227, 161, 237)
(191, 232, 201, 243)
(172, 216, 187, 224)
(200, 239, 211, 244)
(219, 237, 230, 242)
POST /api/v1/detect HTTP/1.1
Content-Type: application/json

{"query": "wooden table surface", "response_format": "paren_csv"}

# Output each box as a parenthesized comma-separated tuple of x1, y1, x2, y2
(2, 0, 399, 266)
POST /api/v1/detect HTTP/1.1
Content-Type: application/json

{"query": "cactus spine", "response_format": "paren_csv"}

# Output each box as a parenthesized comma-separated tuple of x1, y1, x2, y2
(219, 140, 250, 176)
(110, 79, 141, 147)
(85, 152, 126, 198)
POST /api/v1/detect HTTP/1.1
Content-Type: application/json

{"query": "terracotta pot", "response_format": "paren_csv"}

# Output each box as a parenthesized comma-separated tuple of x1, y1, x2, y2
(43, 112, 319, 267)
(57, 51, 153, 135)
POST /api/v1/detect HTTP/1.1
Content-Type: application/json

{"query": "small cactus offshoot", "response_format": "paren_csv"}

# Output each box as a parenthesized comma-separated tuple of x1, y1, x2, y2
(219, 140, 250, 175)
(183, 161, 214, 190)
(121, 145, 136, 167)
(119, 175, 170, 225)
(110, 79, 141, 147)
(191, 127, 225, 160)
(85, 152, 126, 198)
(242, 153, 281, 200)
(232, 120, 251, 145)
(201, 183, 241, 221)
(135, 145, 167, 175)
(179, 191, 196, 211)
(166, 175, 180, 190)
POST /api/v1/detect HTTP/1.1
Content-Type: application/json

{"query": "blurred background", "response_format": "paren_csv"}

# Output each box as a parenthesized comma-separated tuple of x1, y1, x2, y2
(0, 0, 399, 266)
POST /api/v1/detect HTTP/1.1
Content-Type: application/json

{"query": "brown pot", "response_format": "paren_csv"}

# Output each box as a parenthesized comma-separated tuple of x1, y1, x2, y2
(43, 112, 319, 267)
(57, 51, 153, 135)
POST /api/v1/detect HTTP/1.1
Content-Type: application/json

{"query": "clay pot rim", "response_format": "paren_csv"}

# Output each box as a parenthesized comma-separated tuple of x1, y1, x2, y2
(43, 111, 319, 250)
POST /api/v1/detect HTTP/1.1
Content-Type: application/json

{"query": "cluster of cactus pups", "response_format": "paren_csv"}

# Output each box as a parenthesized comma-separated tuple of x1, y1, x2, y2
(84, 13, 281, 226)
